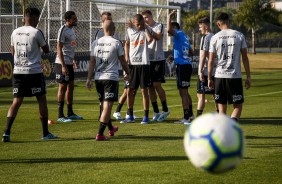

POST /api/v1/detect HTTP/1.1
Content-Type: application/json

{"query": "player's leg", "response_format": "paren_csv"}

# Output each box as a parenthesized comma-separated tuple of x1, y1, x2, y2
(2, 97, 24, 142)
(228, 78, 244, 122)
(149, 62, 160, 121)
(197, 76, 205, 116)
(36, 94, 58, 140)
(55, 63, 72, 122)
(66, 65, 83, 120)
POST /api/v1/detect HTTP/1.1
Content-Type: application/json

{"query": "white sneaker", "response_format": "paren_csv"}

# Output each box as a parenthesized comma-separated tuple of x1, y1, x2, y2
(113, 112, 123, 120)
(157, 110, 170, 122)
(174, 119, 185, 124)
(151, 112, 161, 122)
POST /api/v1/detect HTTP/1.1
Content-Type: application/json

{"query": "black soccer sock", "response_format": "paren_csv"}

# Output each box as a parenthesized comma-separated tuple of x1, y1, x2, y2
(98, 122, 107, 135)
(197, 110, 203, 117)
(115, 103, 123, 113)
(161, 100, 168, 112)
(231, 117, 238, 122)
(108, 119, 113, 131)
(40, 118, 49, 136)
(144, 110, 149, 117)
(67, 103, 74, 116)
(152, 101, 159, 113)
(58, 101, 64, 118)
(4, 117, 15, 135)
(184, 109, 190, 120)
(189, 105, 193, 117)
(127, 108, 133, 117)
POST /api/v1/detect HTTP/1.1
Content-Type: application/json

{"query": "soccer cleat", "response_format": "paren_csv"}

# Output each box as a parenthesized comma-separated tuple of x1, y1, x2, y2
(113, 112, 123, 120)
(141, 116, 149, 124)
(157, 110, 170, 122)
(42, 133, 59, 140)
(189, 115, 195, 122)
(2, 133, 10, 142)
(109, 126, 119, 136)
(57, 117, 72, 123)
(96, 134, 108, 141)
(68, 114, 83, 120)
(151, 112, 161, 122)
(120, 116, 135, 124)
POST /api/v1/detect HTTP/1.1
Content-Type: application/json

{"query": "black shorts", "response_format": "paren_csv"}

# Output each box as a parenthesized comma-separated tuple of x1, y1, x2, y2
(12, 73, 46, 97)
(150, 60, 165, 83)
(129, 65, 151, 89)
(95, 80, 119, 102)
(176, 64, 192, 89)
(55, 63, 75, 83)
(214, 78, 244, 104)
(197, 75, 215, 94)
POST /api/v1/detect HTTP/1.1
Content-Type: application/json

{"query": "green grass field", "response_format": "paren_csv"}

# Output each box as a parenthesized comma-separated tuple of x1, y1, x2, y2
(0, 53, 281, 184)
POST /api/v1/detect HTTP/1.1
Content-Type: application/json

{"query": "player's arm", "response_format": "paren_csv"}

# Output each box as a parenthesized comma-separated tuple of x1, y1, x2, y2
(11, 46, 15, 56)
(41, 44, 50, 54)
(167, 10, 176, 36)
(124, 40, 130, 64)
(86, 56, 96, 90)
(145, 26, 153, 42)
(241, 48, 251, 89)
(118, 55, 131, 82)
(198, 50, 208, 81)
(208, 52, 216, 89)
(57, 41, 68, 75)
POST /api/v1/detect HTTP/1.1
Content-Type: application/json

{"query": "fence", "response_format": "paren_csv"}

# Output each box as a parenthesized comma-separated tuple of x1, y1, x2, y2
(0, 0, 180, 53)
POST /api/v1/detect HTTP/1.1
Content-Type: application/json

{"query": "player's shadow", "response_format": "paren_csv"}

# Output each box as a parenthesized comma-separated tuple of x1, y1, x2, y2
(239, 118, 282, 125)
(0, 155, 187, 164)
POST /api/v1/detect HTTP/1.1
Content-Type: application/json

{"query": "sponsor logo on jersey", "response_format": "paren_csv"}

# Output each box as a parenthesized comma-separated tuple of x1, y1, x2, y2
(97, 43, 111, 46)
(16, 33, 30, 36)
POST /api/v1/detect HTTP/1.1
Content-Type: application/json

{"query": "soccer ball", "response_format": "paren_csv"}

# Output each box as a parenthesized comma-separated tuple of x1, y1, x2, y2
(183, 113, 244, 173)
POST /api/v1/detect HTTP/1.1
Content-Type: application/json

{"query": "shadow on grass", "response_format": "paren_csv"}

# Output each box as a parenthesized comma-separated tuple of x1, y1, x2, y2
(0, 155, 188, 164)
(240, 118, 282, 125)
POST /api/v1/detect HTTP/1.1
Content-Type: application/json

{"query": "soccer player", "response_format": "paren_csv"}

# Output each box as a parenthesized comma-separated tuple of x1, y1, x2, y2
(141, 10, 170, 122)
(196, 17, 218, 116)
(121, 14, 152, 124)
(167, 10, 194, 125)
(94, 11, 120, 40)
(2, 7, 58, 142)
(86, 20, 130, 141)
(55, 11, 83, 122)
(208, 12, 251, 121)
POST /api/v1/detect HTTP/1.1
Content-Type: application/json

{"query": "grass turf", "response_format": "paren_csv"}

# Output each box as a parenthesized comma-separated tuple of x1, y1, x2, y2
(0, 53, 281, 183)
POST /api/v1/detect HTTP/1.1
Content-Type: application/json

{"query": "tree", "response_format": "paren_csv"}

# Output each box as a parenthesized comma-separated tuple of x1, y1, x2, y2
(234, 0, 274, 54)
(182, 10, 209, 51)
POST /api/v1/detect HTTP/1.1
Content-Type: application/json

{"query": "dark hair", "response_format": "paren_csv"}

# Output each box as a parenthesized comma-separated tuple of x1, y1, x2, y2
(198, 17, 210, 24)
(171, 22, 180, 30)
(134, 14, 144, 23)
(101, 11, 111, 17)
(141, 10, 152, 15)
(216, 12, 229, 22)
(25, 7, 40, 17)
(64, 11, 76, 20)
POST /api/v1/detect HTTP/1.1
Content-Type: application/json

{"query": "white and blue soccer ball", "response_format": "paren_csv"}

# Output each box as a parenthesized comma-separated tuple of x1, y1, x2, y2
(183, 113, 244, 173)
